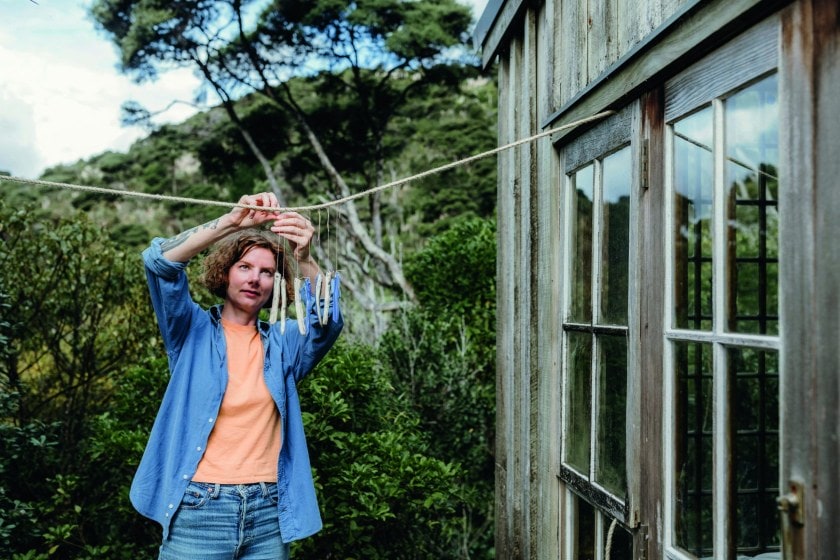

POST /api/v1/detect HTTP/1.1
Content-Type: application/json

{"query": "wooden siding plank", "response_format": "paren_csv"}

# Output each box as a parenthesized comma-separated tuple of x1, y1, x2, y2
(533, 3, 563, 558)
(516, 21, 536, 559)
(587, 0, 609, 80)
(495, 52, 516, 560)
(559, 0, 588, 107)
(480, 0, 528, 68)
(779, 1, 840, 557)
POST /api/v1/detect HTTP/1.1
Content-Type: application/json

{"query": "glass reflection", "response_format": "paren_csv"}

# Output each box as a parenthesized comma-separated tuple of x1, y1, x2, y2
(673, 107, 714, 331)
(600, 148, 631, 325)
(725, 75, 779, 335)
(566, 331, 592, 473)
(674, 341, 714, 557)
(571, 165, 594, 322)
(596, 334, 627, 497)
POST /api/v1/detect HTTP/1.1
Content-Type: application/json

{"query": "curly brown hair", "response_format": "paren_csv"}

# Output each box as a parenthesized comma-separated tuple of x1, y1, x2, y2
(200, 229, 295, 306)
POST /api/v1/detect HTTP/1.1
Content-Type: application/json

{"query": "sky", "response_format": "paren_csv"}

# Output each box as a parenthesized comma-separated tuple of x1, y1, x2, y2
(0, 0, 489, 179)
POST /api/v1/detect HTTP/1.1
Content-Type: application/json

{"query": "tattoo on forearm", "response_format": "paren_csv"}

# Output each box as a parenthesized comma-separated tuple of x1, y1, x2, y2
(160, 219, 221, 252)
(161, 228, 196, 252)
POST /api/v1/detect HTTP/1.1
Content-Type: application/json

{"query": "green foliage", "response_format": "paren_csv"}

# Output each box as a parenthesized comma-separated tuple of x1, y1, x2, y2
(296, 342, 468, 559)
(380, 217, 497, 558)
(0, 200, 161, 558)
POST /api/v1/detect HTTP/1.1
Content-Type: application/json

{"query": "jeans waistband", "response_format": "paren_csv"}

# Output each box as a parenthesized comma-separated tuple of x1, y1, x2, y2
(192, 481, 276, 498)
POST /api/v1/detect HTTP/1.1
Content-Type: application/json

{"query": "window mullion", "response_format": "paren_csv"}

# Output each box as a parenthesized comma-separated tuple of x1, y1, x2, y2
(590, 160, 604, 482)
(596, 511, 605, 560)
(561, 172, 573, 469)
(662, 122, 677, 553)
(711, 98, 732, 559)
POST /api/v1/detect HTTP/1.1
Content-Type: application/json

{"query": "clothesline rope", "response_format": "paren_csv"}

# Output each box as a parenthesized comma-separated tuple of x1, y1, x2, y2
(0, 110, 615, 212)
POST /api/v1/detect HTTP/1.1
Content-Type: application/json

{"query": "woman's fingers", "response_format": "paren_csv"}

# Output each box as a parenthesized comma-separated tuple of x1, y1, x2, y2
(270, 212, 314, 259)
(232, 192, 281, 226)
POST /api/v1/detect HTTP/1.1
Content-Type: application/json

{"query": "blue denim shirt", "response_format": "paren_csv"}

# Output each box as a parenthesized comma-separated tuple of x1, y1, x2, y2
(130, 238, 343, 543)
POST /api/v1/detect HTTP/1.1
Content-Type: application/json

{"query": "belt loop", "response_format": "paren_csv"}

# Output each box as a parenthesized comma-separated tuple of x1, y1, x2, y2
(211, 483, 220, 498)
(259, 481, 268, 497)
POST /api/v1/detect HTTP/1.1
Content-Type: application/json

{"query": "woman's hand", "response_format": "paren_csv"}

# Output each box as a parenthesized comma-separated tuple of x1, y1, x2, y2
(269, 212, 315, 262)
(227, 192, 282, 229)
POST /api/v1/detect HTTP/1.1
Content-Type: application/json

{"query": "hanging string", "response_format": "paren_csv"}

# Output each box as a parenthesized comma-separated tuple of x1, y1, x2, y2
(604, 517, 618, 560)
(0, 110, 615, 213)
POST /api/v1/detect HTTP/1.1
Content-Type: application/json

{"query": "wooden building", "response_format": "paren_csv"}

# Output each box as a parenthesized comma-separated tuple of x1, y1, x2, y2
(473, 0, 838, 558)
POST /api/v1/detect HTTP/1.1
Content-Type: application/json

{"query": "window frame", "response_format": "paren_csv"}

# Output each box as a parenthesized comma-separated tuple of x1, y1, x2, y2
(557, 105, 639, 531)
(661, 15, 782, 560)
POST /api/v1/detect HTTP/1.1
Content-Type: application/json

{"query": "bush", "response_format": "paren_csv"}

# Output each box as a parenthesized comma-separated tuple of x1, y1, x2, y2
(296, 342, 467, 559)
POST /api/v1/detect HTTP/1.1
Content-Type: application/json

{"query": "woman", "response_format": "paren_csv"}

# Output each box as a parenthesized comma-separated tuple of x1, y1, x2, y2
(130, 192, 343, 559)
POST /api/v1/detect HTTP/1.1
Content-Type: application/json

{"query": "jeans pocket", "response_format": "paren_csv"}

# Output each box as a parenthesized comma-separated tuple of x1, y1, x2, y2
(180, 482, 212, 510)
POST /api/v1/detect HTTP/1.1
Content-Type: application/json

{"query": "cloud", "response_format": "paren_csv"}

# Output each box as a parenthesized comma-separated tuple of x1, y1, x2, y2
(0, 1, 203, 178)
(0, 88, 42, 177)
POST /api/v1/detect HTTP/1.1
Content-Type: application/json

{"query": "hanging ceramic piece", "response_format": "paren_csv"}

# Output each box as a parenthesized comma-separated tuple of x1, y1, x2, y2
(269, 272, 282, 325)
(320, 271, 332, 325)
(294, 277, 306, 335)
(279, 275, 287, 334)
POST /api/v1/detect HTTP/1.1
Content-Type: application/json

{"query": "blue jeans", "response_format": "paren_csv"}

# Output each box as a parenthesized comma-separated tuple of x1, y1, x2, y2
(158, 482, 291, 560)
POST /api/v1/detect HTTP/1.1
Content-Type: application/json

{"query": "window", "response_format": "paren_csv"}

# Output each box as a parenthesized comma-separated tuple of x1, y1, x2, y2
(663, 20, 781, 559)
(559, 108, 634, 560)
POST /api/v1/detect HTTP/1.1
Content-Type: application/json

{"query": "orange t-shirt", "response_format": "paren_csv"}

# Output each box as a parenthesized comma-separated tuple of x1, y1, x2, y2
(193, 320, 281, 483)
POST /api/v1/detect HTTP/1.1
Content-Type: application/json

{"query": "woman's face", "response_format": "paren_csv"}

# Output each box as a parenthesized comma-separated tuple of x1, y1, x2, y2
(224, 246, 276, 320)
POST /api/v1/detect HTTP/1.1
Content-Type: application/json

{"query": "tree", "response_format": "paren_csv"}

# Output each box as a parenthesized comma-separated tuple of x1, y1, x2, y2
(380, 217, 497, 558)
(0, 201, 154, 463)
(296, 341, 468, 559)
(89, 0, 486, 314)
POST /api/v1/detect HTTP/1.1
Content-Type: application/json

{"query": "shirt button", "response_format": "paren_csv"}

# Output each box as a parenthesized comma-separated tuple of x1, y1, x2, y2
(196, 447, 202, 452)
(169, 504, 174, 509)
(208, 418, 214, 423)
(182, 475, 189, 480)
(165, 512, 169, 517)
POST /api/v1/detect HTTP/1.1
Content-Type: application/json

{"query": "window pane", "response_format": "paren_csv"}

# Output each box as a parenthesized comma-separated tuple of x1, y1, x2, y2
(600, 147, 631, 325)
(574, 494, 597, 560)
(596, 334, 627, 497)
(725, 75, 780, 335)
(673, 108, 714, 331)
(566, 331, 592, 473)
(570, 165, 595, 322)
(674, 108, 714, 330)
(674, 341, 714, 557)
(730, 347, 781, 555)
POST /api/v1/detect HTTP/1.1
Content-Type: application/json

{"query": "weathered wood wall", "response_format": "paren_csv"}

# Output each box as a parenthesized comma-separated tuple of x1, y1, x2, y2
(493, 2, 688, 558)
(778, 0, 840, 556)
(483, 0, 824, 560)
(487, 0, 840, 554)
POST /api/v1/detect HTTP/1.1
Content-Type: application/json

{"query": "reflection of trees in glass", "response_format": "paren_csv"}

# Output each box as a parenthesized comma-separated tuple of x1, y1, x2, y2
(602, 195, 630, 324)
(572, 166, 595, 321)
(731, 348, 781, 553)
(597, 334, 627, 495)
(727, 163, 779, 335)
(675, 341, 714, 557)
(567, 332, 592, 472)
(673, 109, 714, 332)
